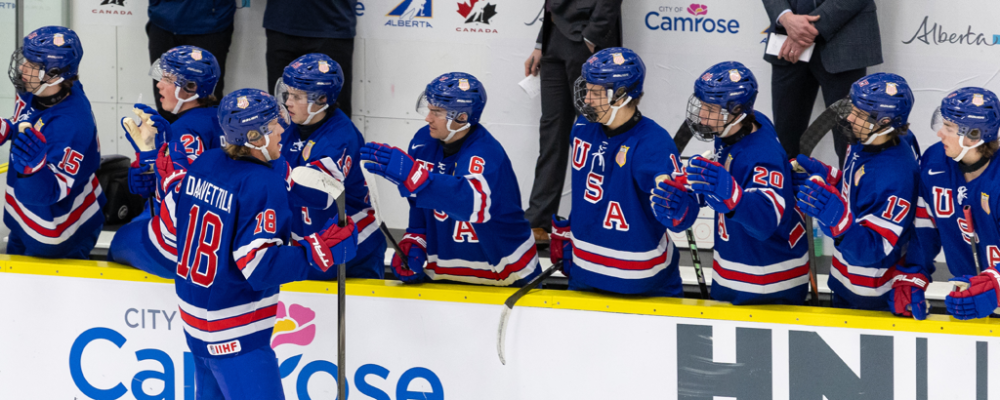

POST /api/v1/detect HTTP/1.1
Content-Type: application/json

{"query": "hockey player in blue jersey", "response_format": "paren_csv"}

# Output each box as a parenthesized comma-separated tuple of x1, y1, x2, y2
(553, 48, 694, 297)
(901, 88, 1000, 320)
(108, 45, 224, 277)
(169, 88, 358, 400)
(683, 61, 809, 305)
(361, 72, 541, 286)
(276, 54, 387, 279)
(3, 26, 106, 259)
(795, 73, 921, 313)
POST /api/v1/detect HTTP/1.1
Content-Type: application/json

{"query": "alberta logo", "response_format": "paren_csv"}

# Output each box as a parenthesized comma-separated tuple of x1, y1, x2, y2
(386, 0, 434, 28)
(457, 0, 498, 33)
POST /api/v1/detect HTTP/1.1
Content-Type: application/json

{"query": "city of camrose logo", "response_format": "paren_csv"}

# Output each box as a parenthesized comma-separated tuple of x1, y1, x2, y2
(456, 0, 498, 33)
(645, 3, 741, 34)
(386, 0, 434, 28)
(902, 16, 998, 47)
(93, 0, 133, 15)
(271, 301, 318, 378)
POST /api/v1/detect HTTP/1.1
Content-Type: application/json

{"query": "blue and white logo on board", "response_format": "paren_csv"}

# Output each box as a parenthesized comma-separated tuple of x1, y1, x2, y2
(386, 0, 434, 28)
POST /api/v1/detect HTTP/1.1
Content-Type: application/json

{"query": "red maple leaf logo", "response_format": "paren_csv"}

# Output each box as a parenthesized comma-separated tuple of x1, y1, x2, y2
(457, 0, 479, 18)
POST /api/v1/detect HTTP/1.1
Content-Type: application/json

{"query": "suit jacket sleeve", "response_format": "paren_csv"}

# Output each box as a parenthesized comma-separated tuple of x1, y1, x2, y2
(811, 0, 873, 41)
(581, 0, 622, 49)
(761, 0, 792, 25)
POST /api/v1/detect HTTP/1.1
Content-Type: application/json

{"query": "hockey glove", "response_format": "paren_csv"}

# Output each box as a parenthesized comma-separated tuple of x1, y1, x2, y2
(685, 156, 742, 214)
(392, 229, 428, 284)
(791, 154, 841, 188)
(360, 142, 431, 196)
(946, 268, 1000, 320)
(155, 142, 191, 190)
(651, 175, 696, 227)
(0, 118, 13, 145)
(888, 270, 930, 320)
(550, 215, 572, 277)
(11, 122, 48, 176)
(796, 176, 853, 237)
(128, 162, 156, 198)
(298, 217, 358, 273)
(122, 103, 169, 152)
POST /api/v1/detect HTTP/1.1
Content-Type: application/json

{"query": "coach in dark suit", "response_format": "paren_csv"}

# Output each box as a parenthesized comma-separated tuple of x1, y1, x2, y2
(763, 0, 882, 165)
(523, 0, 622, 245)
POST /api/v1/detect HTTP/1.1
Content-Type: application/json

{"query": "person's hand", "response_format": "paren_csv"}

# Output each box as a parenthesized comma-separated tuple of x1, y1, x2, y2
(778, 37, 813, 64)
(778, 13, 820, 45)
(524, 48, 542, 77)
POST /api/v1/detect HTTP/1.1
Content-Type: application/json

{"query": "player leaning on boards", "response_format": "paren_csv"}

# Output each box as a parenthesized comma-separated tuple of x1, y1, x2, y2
(165, 89, 358, 399)
(682, 61, 809, 305)
(108, 45, 224, 278)
(795, 73, 921, 315)
(3, 26, 106, 259)
(904, 88, 1000, 321)
(277, 53, 388, 280)
(361, 73, 541, 286)
(553, 48, 695, 297)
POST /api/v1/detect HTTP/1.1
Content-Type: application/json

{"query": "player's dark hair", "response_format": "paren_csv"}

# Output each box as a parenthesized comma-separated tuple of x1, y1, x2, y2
(629, 92, 644, 108)
(58, 75, 78, 90)
(197, 94, 219, 107)
(980, 140, 999, 160)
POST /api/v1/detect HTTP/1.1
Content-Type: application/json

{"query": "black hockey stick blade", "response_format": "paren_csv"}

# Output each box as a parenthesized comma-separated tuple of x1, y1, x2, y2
(335, 190, 348, 400)
(497, 261, 562, 365)
(674, 121, 694, 154)
(672, 121, 710, 299)
(379, 222, 409, 271)
(799, 98, 849, 158)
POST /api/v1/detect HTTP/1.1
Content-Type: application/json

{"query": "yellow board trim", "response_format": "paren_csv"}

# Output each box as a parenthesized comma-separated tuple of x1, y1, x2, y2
(0, 162, 7, 175)
(2, 255, 999, 337)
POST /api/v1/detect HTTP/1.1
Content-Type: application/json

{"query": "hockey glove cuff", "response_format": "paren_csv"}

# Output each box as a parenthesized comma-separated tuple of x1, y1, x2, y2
(128, 161, 156, 198)
(791, 154, 841, 187)
(299, 217, 358, 272)
(392, 229, 428, 283)
(888, 270, 930, 320)
(361, 142, 431, 196)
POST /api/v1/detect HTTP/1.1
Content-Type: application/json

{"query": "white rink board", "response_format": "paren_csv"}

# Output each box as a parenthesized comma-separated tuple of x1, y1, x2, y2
(2, 267, 1000, 400)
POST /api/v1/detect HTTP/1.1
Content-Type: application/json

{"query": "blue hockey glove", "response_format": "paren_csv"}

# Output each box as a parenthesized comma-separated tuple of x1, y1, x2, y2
(791, 154, 841, 188)
(796, 177, 853, 237)
(550, 215, 572, 277)
(685, 156, 742, 214)
(298, 217, 358, 272)
(11, 123, 48, 176)
(392, 230, 428, 283)
(888, 271, 930, 320)
(651, 175, 696, 228)
(360, 142, 431, 196)
(128, 162, 156, 198)
(946, 268, 1000, 320)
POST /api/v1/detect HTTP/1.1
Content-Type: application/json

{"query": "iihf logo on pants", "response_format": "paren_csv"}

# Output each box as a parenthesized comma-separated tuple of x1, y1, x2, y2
(386, 0, 434, 28)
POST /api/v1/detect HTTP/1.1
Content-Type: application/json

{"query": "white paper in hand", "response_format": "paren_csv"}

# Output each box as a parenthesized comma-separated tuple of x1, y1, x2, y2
(360, 161, 385, 227)
(765, 33, 815, 62)
(518, 75, 541, 99)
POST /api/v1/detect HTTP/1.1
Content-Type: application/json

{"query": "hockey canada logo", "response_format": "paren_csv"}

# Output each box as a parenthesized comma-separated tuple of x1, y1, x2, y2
(457, 0, 498, 33)
(645, 2, 742, 34)
(386, 0, 434, 28)
(93, 0, 134, 15)
(100, 0, 125, 5)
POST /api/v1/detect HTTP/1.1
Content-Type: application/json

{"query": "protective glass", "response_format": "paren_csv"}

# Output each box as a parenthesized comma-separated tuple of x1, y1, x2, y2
(415, 91, 466, 122)
(149, 58, 197, 94)
(274, 78, 327, 106)
(931, 106, 982, 140)
(685, 94, 731, 141)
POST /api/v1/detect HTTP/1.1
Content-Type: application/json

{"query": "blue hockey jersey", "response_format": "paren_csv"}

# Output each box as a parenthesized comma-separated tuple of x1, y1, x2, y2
(404, 125, 540, 286)
(907, 142, 1000, 278)
(173, 149, 318, 358)
(827, 134, 919, 310)
(708, 111, 809, 305)
(566, 114, 689, 296)
(4, 81, 106, 258)
(281, 109, 386, 279)
(108, 106, 224, 277)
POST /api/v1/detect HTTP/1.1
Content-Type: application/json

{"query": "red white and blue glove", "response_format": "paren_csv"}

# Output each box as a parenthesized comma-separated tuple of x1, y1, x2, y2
(796, 176, 853, 237)
(946, 268, 1000, 320)
(550, 215, 572, 277)
(791, 154, 841, 188)
(10, 123, 48, 176)
(128, 162, 156, 198)
(651, 174, 695, 227)
(0, 118, 13, 145)
(360, 142, 430, 196)
(392, 229, 428, 284)
(888, 271, 930, 320)
(298, 217, 358, 273)
(685, 156, 742, 214)
(156, 142, 190, 181)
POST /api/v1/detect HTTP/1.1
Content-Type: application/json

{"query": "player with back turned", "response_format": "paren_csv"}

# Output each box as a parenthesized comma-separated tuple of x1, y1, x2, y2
(683, 61, 809, 305)
(361, 72, 541, 286)
(3, 26, 106, 259)
(165, 88, 358, 400)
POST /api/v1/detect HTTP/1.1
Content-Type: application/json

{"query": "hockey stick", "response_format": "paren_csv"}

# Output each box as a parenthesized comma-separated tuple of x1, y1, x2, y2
(963, 205, 982, 275)
(335, 190, 348, 400)
(496, 260, 562, 365)
(671, 122, 710, 299)
(360, 161, 409, 271)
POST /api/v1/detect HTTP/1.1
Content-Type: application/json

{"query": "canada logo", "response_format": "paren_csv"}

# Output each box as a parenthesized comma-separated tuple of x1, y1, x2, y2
(271, 301, 318, 378)
(456, 0, 498, 33)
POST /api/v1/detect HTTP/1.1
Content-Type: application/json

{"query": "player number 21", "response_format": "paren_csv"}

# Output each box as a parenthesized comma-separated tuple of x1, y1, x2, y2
(178, 205, 223, 287)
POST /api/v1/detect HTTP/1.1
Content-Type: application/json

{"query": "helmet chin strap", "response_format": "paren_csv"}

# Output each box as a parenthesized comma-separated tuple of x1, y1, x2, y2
(33, 69, 63, 95)
(171, 86, 200, 114)
(719, 113, 747, 138)
(442, 119, 470, 142)
(602, 89, 633, 127)
(302, 102, 330, 125)
(861, 126, 894, 145)
(954, 137, 985, 162)
(245, 134, 274, 162)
